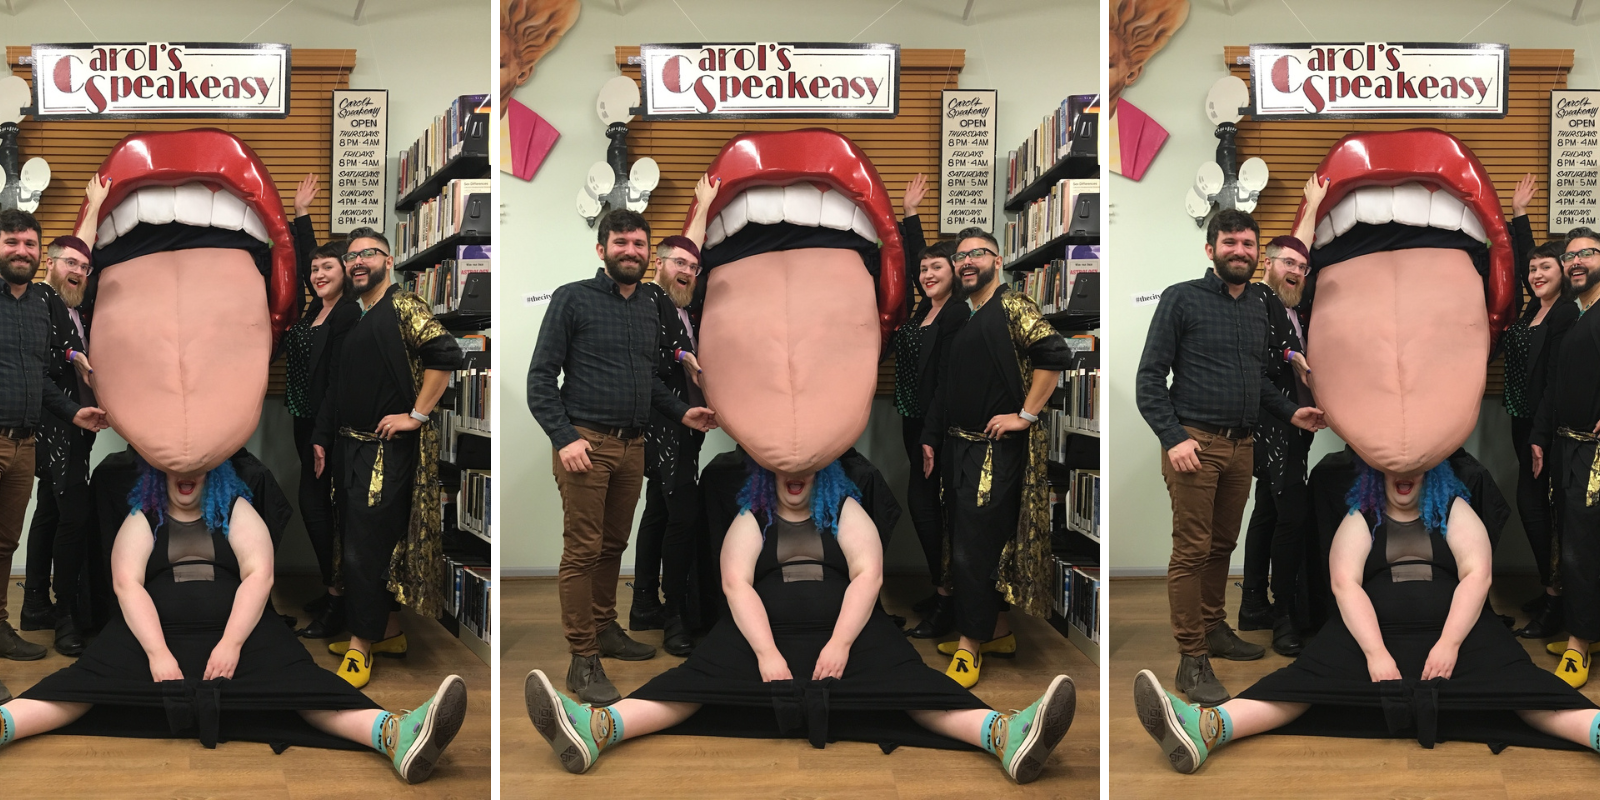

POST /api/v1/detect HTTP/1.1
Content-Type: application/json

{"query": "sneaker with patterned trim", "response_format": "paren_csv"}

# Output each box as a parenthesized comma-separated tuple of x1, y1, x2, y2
(339, 649, 373, 688)
(1133, 668, 1221, 774)
(382, 674, 469, 783)
(992, 674, 1077, 783)
(526, 668, 617, 774)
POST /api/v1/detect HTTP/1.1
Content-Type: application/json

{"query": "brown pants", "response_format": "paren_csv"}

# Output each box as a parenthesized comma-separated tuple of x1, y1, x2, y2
(553, 426, 645, 657)
(1160, 426, 1253, 656)
(0, 436, 36, 624)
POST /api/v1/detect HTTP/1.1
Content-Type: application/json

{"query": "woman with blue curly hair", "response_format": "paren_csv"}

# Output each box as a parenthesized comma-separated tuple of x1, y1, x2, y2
(0, 460, 468, 784)
(1133, 458, 1600, 774)
(526, 459, 1077, 784)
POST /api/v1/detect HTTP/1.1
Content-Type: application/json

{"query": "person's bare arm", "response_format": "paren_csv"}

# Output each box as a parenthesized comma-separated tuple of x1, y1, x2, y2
(1424, 498, 1493, 680)
(75, 175, 112, 245)
(814, 499, 883, 680)
(684, 175, 722, 249)
(1329, 510, 1397, 681)
(377, 368, 451, 439)
(204, 499, 275, 680)
(1293, 174, 1329, 250)
(721, 512, 789, 681)
(111, 511, 182, 681)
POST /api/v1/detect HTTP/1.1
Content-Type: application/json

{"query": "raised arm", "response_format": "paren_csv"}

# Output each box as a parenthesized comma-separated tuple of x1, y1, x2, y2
(75, 175, 111, 245)
(1328, 509, 1397, 682)
(1510, 174, 1538, 316)
(814, 498, 883, 680)
(684, 175, 721, 249)
(204, 499, 274, 680)
(900, 174, 929, 319)
(1292, 174, 1328, 250)
(111, 511, 182, 681)
(721, 511, 789, 681)
(1424, 498, 1493, 680)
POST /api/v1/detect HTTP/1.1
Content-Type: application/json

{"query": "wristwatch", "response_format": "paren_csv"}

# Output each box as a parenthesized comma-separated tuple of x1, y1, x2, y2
(409, 410, 430, 423)
(1018, 409, 1038, 424)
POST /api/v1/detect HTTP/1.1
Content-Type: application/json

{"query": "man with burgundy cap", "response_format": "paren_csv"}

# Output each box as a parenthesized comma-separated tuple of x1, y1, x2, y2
(1237, 233, 1317, 658)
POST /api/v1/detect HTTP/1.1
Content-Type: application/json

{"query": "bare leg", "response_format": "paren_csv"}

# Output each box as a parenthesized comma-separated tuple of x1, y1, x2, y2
(2, 699, 91, 740)
(350, 613, 405, 656)
(609, 698, 699, 740)
(1518, 708, 1600, 747)
(1568, 636, 1590, 655)
(1216, 698, 1309, 740)
(908, 708, 991, 748)
(299, 708, 385, 747)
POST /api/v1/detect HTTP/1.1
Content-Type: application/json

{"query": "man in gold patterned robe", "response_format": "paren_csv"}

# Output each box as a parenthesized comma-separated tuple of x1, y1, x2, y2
(312, 227, 462, 689)
(920, 228, 1072, 689)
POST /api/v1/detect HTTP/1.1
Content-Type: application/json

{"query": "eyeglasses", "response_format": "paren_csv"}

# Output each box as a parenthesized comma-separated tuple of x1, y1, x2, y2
(341, 247, 390, 264)
(53, 256, 91, 275)
(1560, 248, 1600, 264)
(1271, 256, 1309, 274)
(661, 256, 702, 276)
(950, 248, 997, 265)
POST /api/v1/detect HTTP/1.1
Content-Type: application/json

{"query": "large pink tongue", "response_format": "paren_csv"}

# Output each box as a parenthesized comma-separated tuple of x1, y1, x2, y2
(698, 248, 880, 475)
(94, 248, 271, 474)
(1308, 248, 1487, 475)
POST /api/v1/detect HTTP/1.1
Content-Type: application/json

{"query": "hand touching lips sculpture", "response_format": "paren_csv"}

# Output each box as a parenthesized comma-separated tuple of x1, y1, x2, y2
(1293, 129, 1515, 475)
(687, 129, 905, 476)
(76, 129, 298, 476)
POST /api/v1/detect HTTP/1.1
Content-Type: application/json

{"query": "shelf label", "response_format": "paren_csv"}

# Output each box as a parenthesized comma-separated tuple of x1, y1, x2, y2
(940, 88, 997, 235)
(1551, 89, 1600, 235)
(331, 89, 388, 236)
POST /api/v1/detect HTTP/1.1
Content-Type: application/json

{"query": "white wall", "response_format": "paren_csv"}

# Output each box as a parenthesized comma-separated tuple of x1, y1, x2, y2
(502, 0, 1100, 572)
(4, 0, 490, 575)
(1107, 0, 1595, 574)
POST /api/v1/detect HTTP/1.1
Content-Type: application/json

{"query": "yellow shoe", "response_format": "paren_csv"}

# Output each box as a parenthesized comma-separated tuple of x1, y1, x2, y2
(329, 633, 409, 658)
(1557, 649, 1590, 689)
(1546, 640, 1600, 656)
(938, 633, 1018, 658)
(339, 649, 373, 689)
(947, 648, 981, 688)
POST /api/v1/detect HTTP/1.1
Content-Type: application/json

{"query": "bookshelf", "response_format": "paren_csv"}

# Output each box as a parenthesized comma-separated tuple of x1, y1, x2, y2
(1004, 95, 1101, 664)
(393, 92, 492, 664)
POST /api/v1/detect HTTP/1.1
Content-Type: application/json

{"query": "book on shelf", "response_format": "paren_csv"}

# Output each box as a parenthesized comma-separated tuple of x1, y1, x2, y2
(396, 94, 490, 200)
(1051, 556, 1101, 643)
(400, 256, 490, 314)
(395, 179, 491, 261)
(457, 468, 491, 539)
(1011, 244, 1099, 313)
(441, 551, 489, 616)
(456, 565, 492, 642)
(1005, 94, 1099, 198)
(1002, 179, 1098, 259)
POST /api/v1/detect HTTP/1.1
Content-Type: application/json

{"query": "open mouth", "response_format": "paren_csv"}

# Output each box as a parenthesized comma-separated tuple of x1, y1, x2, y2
(1395, 479, 1415, 496)
(785, 479, 806, 496)
(176, 479, 198, 497)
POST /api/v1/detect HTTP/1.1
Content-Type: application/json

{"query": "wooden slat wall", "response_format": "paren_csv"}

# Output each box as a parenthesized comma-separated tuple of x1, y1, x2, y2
(1224, 47, 1574, 396)
(5, 47, 357, 396)
(615, 47, 965, 394)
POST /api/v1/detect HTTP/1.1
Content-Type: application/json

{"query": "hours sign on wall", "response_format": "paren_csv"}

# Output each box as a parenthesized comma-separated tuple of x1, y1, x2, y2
(940, 89, 997, 235)
(331, 89, 387, 236)
(1550, 89, 1600, 235)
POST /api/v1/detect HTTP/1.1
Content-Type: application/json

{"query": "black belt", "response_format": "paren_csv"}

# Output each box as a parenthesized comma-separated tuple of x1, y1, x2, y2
(0, 426, 34, 441)
(571, 419, 643, 440)
(1180, 419, 1252, 440)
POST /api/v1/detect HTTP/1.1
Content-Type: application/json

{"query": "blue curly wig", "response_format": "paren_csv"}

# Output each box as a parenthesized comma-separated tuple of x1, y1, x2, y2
(129, 458, 253, 535)
(737, 457, 861, 536)
(1345, 456, 1470, 534)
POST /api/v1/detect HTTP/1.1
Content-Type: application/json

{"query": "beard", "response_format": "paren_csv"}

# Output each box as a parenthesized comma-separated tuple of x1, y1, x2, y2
(47, 272, 85, 307)
(605, 253, 646, 285)
(1, 252, 37, 285)
(956, 263, 997, 300)
(350, 262, 389, 294)
(1212, 252, 1254, 285)
(658, 276, 695, 308)
(1265, 273, 1302, 307)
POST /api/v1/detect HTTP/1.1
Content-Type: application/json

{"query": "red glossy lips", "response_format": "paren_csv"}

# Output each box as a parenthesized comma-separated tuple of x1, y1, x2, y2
(75, 128, 299, 346)
(686, 128, 905, 346)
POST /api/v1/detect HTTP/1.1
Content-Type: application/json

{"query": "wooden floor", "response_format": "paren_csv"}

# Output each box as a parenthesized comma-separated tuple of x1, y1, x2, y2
(1110, 575, 1600, 799)
(499, 575, 1100, 798)
(0, 576, 490, 799)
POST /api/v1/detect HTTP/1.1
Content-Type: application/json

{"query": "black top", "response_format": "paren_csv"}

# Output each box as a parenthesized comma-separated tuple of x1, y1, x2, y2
(286, 214, 362, 423)
(644, 285, 704, 491)
(890, 213, 966, 421)
(34, 283, 94, 486)
(1136, 270, 1301, 451)
(942, 298, 1015, 431)
(1254, 286, 1312, 491)
(0, 281, 79, 427)
(327, 284, 461, 435)
(527, 270, 691, 450)
(1533, 300, 1600, 450)
(1506, 214, 1578, 425)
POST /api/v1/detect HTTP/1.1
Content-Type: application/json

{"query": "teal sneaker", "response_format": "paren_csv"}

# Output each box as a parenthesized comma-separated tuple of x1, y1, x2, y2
(1133, 668, 1211, 773)
(526, 668, 613, 774)
(995, 674, 1077, 783)
(383, 673, 469, 783)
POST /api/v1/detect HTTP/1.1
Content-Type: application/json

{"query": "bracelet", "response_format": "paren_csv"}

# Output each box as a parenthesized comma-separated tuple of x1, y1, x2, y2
(65, 347, 75, 363)
(674, 348, 686, 363)
(1018, 409, 1038, 424)
(409, 410, 429, 423)
(1284, 348, 1297, 363)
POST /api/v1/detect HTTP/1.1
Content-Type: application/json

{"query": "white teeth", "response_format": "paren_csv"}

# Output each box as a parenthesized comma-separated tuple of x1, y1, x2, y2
(1329, 191, 1357, 237)
(850, 206, 877, 243)
(211, 189, 246, 231)
(1428, 189, 1467, 232)
(721, 191, 749, 239)
(136, 186, 177, 225)
(241, 208, 269, 244)
(1391, 183, 1432, 228)
(1461, 206, 1486, 242)
(112, 193, 140, 236)
(783, 183, 824, 227)
(1353, 186, 1393, 226)
(744, 185, 785, 225)
(174, 183, 214, 227)
(819, 188, 856, 231)
(1314, 215, 1333, 249)
(706, 215, 726, 248)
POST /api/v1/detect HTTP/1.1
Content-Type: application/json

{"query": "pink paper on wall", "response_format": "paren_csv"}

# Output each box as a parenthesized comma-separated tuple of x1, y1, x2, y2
(1115, 100, 1168, 181)
(506, 98, 560, 181)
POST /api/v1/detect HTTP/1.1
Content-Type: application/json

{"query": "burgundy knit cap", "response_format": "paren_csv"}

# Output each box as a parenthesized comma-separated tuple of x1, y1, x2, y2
(658, 235, 700, 262)
(1266, 234, 1309, 265)
(49, 235, 92, 265)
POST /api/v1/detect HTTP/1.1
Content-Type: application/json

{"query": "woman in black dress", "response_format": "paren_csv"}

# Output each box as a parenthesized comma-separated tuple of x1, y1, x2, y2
(526, 460, 1076, 784)
(0, 461, 467, 783)
(1134, 461, 1600, 773)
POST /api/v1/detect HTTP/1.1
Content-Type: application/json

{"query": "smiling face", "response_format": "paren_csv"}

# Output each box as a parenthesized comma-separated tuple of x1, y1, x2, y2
(597, 228, 649, 286)
(1206, 228, 1258, 285)
(45, 244, 91, 308)
(1385, 470, 1425, 519)
(920, 255, 954, 303)
(774, 470, 816, 519)
(345, 236, 392, 297)
(1263, 245, 1307, 307)
(0, 227, 39, 285)
(166, 469, 207, 519)
(1565, 236, 1600, 296)
(653, 245, 698, 308)
(1531, 254, 1564, 303)
(310, 255, 344, 303)
(954, 237, 999, 296)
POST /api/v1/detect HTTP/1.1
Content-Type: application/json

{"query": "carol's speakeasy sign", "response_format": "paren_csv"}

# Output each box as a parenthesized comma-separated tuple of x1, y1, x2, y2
(638, 43, 898, 119)
(330, 89, 388, 236)
(1248, 42, 1508, 119)
(31, 42, 290, 119)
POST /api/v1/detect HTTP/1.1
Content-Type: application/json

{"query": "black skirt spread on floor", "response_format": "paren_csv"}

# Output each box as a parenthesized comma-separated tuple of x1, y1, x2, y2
(1237, 515, 1596, 752)
(21, 515, 379, 752)
(629, 512, 989, 752)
